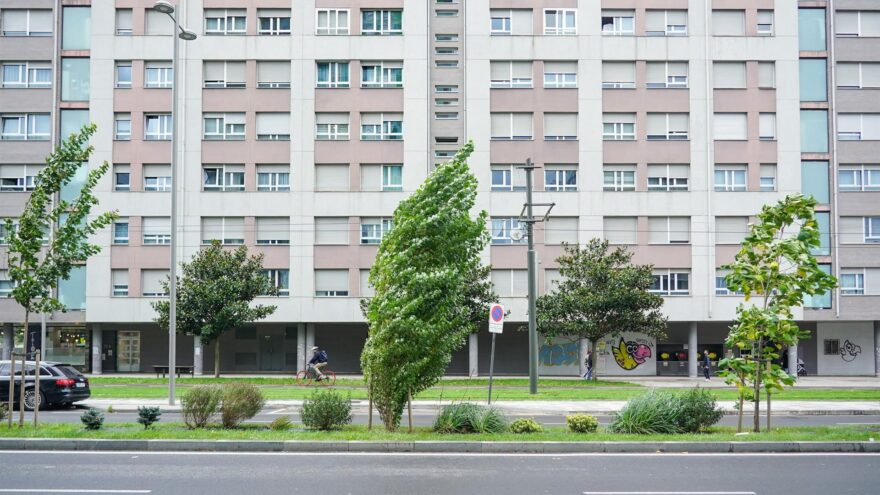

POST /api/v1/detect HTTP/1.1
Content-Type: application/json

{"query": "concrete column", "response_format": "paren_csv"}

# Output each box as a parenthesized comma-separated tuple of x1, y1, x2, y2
(468, 333, 478, 377)
(578, 338, 590, 377)
(296, 323, 306, 372)
(875, 322, 880, 377)
(788, 344, 798, 378)
(91, 325, 102, 375)
(688, 322, 698, 378)
(2, 324, 12, 360)
(305, 323, 315, 368)
(193, 336, 203, 375)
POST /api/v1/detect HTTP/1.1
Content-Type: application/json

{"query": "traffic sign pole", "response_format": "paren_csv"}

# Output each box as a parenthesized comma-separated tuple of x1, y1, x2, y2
(488, 333, 496, 404)
(487, 304, 504, 405)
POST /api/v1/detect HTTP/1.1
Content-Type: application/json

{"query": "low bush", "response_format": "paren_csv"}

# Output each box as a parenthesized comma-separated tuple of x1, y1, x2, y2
(609, 389, 723, 435)
(433, 403, 508, 434)
(137, 406, 162, 430)
(510, 418, 543, 434)
(0, 403, 6, 422)
(80, 408, 104, 431)
(181, 386, 222, 429)
(269, 416, 294, 431)
(676, 388, 724, 433)
(220, 383, 266, 429)
(566, 414, 599, 433)
(300, 390, 352, 431)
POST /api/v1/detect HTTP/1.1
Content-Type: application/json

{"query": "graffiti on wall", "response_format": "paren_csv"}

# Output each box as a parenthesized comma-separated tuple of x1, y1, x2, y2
(612, 337, 652, 370)
(840, 340, 862, 362)
(539, 340, 579, 367)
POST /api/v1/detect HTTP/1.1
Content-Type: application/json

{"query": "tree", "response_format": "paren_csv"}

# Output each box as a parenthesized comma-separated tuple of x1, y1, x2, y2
(4, 124, 117, 355)
(152, 242, 278, 378)
(535, 239, 668, 380)
(360, 142, 495, 431)
(718, 194, 836, 432)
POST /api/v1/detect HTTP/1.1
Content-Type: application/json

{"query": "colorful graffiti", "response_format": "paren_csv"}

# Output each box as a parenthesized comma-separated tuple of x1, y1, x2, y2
(539, 341, 579, 367)
(840, 339, 862, 362)
(612, 337, 652, 370)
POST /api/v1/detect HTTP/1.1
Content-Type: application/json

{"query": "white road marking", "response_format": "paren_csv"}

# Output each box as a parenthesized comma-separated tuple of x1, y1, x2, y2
(0, 490, 151, 494)
(583, 492, 756, 495)
(1, 451, 878, 458)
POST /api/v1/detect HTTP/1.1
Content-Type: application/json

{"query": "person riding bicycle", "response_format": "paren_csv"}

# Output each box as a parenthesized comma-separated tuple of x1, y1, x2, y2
(308, 346, 329, 381)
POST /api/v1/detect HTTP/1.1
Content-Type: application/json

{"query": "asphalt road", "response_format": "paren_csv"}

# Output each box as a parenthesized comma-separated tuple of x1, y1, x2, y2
(0, 451, 877, 494)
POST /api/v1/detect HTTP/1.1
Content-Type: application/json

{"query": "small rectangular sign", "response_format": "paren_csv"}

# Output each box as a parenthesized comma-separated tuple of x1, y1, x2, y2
(488, 303, 504, 334)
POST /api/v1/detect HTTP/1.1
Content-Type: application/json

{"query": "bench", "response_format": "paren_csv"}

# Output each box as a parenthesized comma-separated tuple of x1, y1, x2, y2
(153, 365, 195, 379)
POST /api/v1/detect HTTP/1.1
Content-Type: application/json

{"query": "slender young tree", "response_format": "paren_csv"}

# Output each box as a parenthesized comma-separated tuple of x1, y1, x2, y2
(5, 124, 117, 356)
(535, 239, 668, 380)
(152, 242, 278, 378)
(360, 141, 495, 431)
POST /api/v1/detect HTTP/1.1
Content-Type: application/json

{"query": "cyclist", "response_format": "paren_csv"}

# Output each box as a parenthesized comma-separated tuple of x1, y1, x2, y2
(308, 346, 329, 381)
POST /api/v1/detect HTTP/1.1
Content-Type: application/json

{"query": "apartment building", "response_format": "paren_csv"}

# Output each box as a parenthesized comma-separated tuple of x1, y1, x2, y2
(0, 1, 877, 377)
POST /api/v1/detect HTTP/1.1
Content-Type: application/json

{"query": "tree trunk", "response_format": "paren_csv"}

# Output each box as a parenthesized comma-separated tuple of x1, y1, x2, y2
(367, 381, 373, 431)
(19, 311, 29, 427)
(736, 392, 744, 433)
(766, 389, 771, 431)
(753, 345, 763, 433)
(589, 338, 597, 381)
(213, 339, 221, 379)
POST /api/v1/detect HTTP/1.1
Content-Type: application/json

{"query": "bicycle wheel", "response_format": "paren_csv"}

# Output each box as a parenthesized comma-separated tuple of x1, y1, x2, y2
(319, 370, 336, 386)
(295, 370, 313, 386)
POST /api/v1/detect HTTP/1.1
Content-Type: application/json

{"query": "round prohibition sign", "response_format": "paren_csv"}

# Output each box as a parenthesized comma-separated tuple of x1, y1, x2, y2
(490, 305, 504, 322)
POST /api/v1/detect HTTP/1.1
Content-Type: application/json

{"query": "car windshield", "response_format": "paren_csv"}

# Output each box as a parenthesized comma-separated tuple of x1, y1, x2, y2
(55, 365, 84, 378)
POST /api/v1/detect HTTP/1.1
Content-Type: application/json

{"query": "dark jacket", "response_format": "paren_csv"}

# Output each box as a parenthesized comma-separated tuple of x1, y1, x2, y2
(309, 350, 328, 365)
(702, 353, 711, 366)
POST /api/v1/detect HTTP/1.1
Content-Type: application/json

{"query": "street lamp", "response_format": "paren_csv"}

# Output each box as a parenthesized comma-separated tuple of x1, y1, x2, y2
(153, 0, 196, 406)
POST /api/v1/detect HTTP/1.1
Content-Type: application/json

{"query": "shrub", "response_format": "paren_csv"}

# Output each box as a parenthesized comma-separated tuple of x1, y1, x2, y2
(676, 388, 724, 433)
(181, 385, 222, 429)
(610, 390, 683, 435)
(269, 416, 294, 431)
(106, 405, 115, 414)
(566, 414, 599, 433)
(300, 390, 353, 431)
(433, 403, 508, 434)
(80, 408, 104, 431)
(220, 383, 266, 429)
(137, 406, 162, 430)
(510, 418, 543, 434)
(0, 403, 6, 422)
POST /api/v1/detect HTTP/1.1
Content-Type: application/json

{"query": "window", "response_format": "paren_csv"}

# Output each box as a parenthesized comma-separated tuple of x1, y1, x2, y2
(144, 61, 172, 88)
(316, 62, 350, 88)
(838, 63, 880, 89)
(757, 10, 774, 36)
(143, 164, 171, 192)
(646, 62, 688, 89)
(865, 217, 880, 243)
(491, 9, 512, 35)
(602, 113, 636, 141)
(840, 270, 866, 296)
(203, 61, 246, 88)
(202, 164, 244, 192)
(602, 62, 635, 89)
(315, 217, 349, 245)
(715, 270, 743, 296)
(714, 165, 747, 192)
(544, 113, 577, 140)
(435, 34, 458, 41)
(1, 62, 51, 88)
(203, 113, 246, 140)
(360, 113, 402, 140)
(758, 62, 775, 89)
(361, 164, 402, 192)
(360, 269, 374, 297)
(205, 9, 246, 35)
(838, 114, 880, 141)
(800, 59, 827, 102)
(648, 217, 690, 244)
(715, 216, 748, 245)
(759, 113, 776, 141)
(839, 165, 880, 192)
(713, 113, 747, 140)
(840, 216, 868, 244)
(258, 9, 290, 35)
(491, 270, 528, 297)
(257, 61, 290, 89)
(824, 339, 839, 356)
(360, 218, 393, 245)
(315, 113, 349, 140)
(201, 217, 245, 245)
(256, 113, 290, 141)
(0, 220, 16, 244)
(61, 58, 90, 101)
(836, 11, 880, 38)
(115, 62, 132, 88)
(435, 99, 458, 107)
(712, 10, 745, 36)
(491, 218, 525, 245)
(713, 62, 746, 89)
(1, 9, 52, 36)
(144, 114, 172, 140)
(650, 270, 690, 296)
(113, 164, 130, 191)
(361, 61, 403, 88)
(601, 10, 633, 35)
(646, 10, 687, 36)
(435, 61, 459, 69)
(544, 61, 577, 88)
(315, 164, 349, 191)
(435, 112, 458, 120)
(111, 270, 128, 297)
(491, 113, 532, 140)
(256, 217, 290, 245)
(0, 164, 41, 192)
(604, 217, 637, 244)
(802, 161, 830, 203)
(112, 220, 129, 245)
(0, 114, 50, 141)
(436, 10, 458, 17)
(760, 164, 777, 191)
(545, 165, 577, 192)
(545, 9, 577, 35)
(0, 271, 11, 297)
(317, 9, 349, 35)
(647, 113, 688, 140)
(491, 164, 525, 192)
(142, 217, 171, 245)
(145, 10, 172, 35)
(257, 164, 290, 192)
(263, 269, 290, 296)
(361, 10, 402, 35)
(141, 270, 169, 297)
(435, 47, 458, 55)
(315, 270, 349, 297)
(62, 6, 90, 50)
(114, 113, 131, 141)
(801, 110, 829, 153)
(490, 61, 532, 88)
(799, 8, 826, 50)
(115, 9, 132, 36)
(603, 164, 636, 191)
(814, 211, 831, 255)
(490, 9, 532, 36)
(647, 164, 689, 191)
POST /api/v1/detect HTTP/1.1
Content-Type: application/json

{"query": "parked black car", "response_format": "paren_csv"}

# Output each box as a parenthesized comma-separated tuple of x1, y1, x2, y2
(0, 361, 90, 410)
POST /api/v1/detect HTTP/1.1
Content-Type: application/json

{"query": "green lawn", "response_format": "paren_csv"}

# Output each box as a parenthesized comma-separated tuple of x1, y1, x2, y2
(87, 377, 640, 388)
(0, 423, 875, 442)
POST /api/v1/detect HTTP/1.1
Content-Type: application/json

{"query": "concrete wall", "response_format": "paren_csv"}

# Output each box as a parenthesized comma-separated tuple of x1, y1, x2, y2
(816, 321, 875, 375)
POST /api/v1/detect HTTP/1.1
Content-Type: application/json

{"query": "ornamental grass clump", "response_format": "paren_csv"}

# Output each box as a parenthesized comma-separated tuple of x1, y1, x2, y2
(510, 418, 543, 434)
(566, 414, 599, 433)
(433, 403, 508, 434)
(609, 389, 723, 435)
(300, 390, 353, 431)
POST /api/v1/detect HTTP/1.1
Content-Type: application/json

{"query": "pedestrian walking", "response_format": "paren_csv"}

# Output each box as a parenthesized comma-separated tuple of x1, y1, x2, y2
(702, 350, 711, 381)
(583, 350, 593, 380)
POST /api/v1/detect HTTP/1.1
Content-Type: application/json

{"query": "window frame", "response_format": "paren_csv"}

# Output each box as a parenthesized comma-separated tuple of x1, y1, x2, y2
(1, 61, 51, 89)
(360, 113, 403, 141)
(202, 164, 245, 192)
(491, 217, 526, 245)
(316, 9, 350, 35)
(316, 61, 350, 88)
(0, 113, 50, 141)
(714, 166, 748, 192)
(647, 164, 689, 191)
(360, 217, 393, 244)
(544, 9, 577, 35)
(258, 13, 291, 36)
(839, 269, 866, 296)
(360, 61, 403, 88)
(361, 9, 402, 36)
(544, 166, 578, 192)
(202, 113, 246, 141)
(650, 270, 690, 296)
(144, 113, 172, 141)
(204, 9, 247, 36)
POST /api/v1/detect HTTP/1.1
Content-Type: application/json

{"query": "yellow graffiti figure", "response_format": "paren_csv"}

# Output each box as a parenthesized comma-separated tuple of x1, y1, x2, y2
(612, 337, 652, 371)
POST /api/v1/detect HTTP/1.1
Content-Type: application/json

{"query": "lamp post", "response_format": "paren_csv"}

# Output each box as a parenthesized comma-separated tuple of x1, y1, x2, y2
(153, 0, 196, 406)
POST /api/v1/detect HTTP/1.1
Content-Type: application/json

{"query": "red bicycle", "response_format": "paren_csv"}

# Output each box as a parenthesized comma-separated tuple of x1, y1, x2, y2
(295, 366, 336, 386)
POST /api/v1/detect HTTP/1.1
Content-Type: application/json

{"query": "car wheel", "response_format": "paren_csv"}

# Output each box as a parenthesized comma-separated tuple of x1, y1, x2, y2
(23, 389, 45, 411)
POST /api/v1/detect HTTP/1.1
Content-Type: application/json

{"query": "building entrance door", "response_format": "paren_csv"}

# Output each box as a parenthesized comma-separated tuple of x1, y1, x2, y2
(259, 329, 283, 372)
(117, 331, 141, 372)
(101, 330, 117, 372)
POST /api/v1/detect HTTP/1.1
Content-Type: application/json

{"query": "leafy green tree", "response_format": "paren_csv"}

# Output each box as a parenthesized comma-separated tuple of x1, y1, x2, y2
(535, 239, 668, 380)
(360, 142, 494, 431)
(4, 124, 117, 352)
(152, 242, 278, 378)
(718, 194, 837, 432)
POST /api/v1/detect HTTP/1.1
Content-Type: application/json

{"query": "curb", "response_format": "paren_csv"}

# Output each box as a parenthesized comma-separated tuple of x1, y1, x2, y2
(0, 438, 877, 454)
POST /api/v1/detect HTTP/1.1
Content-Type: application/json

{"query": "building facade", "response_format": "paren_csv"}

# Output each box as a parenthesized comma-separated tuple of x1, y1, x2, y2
(0, 0, 878, 376)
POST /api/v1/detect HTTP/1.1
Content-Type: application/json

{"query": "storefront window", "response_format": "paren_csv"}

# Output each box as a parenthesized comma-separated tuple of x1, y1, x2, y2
(45, 327, 89, 369)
